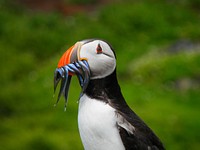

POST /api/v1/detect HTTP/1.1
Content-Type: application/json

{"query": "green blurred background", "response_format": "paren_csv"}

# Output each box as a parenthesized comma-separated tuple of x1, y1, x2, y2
(1, 0, 200, 149)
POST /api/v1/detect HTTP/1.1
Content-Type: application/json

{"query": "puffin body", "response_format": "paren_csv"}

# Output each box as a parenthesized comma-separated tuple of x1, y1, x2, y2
(78, 94, 125, 150)
(54, 39, 165, 150)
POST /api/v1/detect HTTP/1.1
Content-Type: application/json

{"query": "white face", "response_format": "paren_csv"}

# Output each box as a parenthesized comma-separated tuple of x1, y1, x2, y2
(79, 40, 116, 79)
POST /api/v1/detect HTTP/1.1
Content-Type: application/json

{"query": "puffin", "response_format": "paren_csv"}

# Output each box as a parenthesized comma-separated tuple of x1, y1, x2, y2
(54, 39, 165, 150)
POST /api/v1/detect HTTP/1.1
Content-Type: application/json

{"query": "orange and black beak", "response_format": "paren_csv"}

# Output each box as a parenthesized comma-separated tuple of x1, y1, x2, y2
(57, 42, 83, 68)
(54, 42, 90, 110)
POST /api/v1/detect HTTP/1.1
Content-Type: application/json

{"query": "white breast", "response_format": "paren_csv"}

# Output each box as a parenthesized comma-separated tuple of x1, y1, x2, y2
(78, 94, 125, 150)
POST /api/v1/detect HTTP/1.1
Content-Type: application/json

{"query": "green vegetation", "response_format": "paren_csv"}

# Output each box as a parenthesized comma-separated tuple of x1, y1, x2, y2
(1, 0, 200, 149)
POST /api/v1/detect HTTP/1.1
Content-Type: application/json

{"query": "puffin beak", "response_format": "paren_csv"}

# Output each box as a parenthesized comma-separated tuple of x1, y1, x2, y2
(54, 42, 90, 110)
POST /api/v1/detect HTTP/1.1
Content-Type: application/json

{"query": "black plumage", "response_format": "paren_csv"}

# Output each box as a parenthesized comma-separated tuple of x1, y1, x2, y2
(85, 69, 165, 150)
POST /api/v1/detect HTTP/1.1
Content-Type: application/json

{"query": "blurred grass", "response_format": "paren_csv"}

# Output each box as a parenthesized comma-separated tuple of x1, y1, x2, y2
(0, 0, 200, 149)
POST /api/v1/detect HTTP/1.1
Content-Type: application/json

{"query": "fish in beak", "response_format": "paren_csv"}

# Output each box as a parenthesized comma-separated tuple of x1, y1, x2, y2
(54, 42, 90, 110)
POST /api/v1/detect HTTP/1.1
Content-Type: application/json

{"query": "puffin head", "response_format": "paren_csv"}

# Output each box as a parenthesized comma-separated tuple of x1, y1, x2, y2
(54, 39, 116, 109)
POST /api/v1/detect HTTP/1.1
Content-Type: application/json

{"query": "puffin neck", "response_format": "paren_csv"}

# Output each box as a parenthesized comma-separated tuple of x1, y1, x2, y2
(85, 69, 124, 103)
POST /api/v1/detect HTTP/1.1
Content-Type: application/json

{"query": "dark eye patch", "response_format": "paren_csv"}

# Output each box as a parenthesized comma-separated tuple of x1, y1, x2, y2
(96, 44, 103, 54)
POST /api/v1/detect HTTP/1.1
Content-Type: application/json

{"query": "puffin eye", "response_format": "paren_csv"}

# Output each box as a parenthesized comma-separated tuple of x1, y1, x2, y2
(96, 44, 103, 54)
